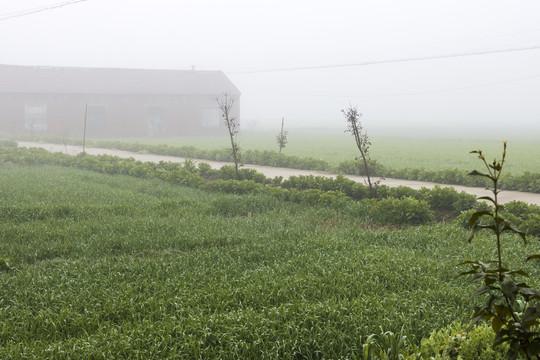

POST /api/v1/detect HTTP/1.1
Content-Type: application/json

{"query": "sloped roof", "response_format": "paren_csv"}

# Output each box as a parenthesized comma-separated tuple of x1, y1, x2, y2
(0, 64, 240, 96)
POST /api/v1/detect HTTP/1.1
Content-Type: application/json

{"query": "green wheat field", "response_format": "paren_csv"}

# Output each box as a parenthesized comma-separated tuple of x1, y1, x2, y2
(111, 131, 540, 175)
(1, 162, 538, 358)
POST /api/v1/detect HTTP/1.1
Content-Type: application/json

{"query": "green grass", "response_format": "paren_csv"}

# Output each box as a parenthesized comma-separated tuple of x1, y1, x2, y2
(106, 131, 540, 175)
(1, 165, 538, 358)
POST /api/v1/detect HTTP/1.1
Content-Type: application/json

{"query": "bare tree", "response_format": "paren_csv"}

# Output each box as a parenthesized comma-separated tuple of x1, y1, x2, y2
(342, 105, 374, 191)
(276, 117, 288, 154)
(217, 94, 241, 179)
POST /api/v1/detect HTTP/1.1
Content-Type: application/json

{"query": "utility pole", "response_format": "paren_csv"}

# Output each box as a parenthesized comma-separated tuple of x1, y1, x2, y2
(83, 104, 88, 155)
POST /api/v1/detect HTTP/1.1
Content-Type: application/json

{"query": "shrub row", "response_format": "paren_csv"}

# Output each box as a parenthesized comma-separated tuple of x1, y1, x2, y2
(92, 140, 331, 171)
(282, 175, 476, 219)
(0, 147, 432, 226)
(2, 146, 537, 230)
(6, 134, 540, 193)
(94, 140, 540, 194)
(382, 167, 489, 188)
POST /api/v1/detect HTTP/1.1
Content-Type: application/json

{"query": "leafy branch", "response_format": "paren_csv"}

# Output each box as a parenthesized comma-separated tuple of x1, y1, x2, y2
(459, 142, 540, 360)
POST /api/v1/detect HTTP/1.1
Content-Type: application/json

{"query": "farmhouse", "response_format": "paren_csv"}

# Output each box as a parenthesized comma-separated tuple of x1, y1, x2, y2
(0, 64, 240, 137)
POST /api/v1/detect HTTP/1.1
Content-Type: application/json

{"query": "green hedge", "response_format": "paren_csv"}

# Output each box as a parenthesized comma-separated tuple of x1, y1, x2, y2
(2, 145, 537, 229)
(94, 140, 540, 193)
(8, 134, 540, 193)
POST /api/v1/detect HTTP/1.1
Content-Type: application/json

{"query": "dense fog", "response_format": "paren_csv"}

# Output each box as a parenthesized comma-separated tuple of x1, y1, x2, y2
(1, 0, 539, 134)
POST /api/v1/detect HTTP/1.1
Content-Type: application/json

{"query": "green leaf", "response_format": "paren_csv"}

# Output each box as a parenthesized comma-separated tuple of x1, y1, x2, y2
(458, 260, 478, 266)
(478, 261, 494, 270)
(526, 254, 540, 262)
(467, 170, 491, 178)
(468, 224, 497, 242)
(492, 317, 503, 333)
(476, 224, 497, 232)
(468, 210, 492, 227)
(456, 269, 477, 278)
(526, 338, 540, 356)
(520, 307, 540, 327)
(471, 272, 487, 282)
(520, 287, 540, 297)
(492, 330, 511, 347)
(472, 285, 495, 297)
(476, 196, 496, 204)
(501, 281, 518, 298)
(493, 304, 512, 319)
(507, 269, 529, 277)
(467, 313, 486, 331)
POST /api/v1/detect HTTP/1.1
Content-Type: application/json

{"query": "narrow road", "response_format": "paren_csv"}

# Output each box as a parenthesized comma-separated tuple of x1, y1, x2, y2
(18, 141, 540, 206)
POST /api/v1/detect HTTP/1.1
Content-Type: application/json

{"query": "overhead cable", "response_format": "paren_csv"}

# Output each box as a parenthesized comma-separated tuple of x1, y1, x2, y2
(230, 45, 540, 74)
(0, 0, 89, 21)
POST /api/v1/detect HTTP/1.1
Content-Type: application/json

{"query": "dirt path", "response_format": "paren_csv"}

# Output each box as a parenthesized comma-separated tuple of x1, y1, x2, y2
(18, 141, 540, 206)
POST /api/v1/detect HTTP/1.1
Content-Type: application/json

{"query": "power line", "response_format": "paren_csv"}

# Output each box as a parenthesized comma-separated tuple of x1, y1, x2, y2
(253, 73, 540, 99)
(337, 74, 540, 98)
(0, 0, 89, 22)
(230, 45, 540, 74)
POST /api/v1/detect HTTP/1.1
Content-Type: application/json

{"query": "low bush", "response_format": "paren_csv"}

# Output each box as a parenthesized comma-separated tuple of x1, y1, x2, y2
(415, 322, 506, 360)
(371, 197, 434, 226)
(419, 186, 477, 219)
(204, 179, 264, 195)
(0, 139, 17, 148)
(502, 172, 540, 193)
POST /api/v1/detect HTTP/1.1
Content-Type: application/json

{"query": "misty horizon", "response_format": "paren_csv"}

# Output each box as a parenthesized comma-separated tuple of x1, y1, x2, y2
(1, 0, 539, 136)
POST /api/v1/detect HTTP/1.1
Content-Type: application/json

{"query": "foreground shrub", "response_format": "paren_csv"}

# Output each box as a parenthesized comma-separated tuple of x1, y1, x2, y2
(460, 143, 540, 359)
(415, 322, 506, 360)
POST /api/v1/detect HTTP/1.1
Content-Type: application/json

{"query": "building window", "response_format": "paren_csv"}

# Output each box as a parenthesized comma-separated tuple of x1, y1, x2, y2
(24, 105, 47, 131)
(201, 107, 221, 128)
(86, 105, 107, 135)
(147, 106, 165, 136)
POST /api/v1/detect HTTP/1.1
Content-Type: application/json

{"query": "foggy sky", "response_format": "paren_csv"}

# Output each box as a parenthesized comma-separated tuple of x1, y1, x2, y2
(1, 0, 539, 134)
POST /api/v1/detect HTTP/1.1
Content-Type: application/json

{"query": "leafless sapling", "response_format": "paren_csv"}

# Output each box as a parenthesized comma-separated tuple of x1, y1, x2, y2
(276, 117, 288, 154)
(217, 94, 242, 179)
(343, 105, 374, 191)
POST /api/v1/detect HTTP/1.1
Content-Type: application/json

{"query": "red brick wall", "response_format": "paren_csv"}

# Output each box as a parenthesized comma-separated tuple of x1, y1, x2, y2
(0, 93, 239, 137)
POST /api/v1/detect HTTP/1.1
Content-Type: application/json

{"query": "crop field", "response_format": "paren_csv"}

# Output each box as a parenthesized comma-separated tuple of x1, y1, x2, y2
(109, 131, 540, 175)
(1, 163, 539, 358)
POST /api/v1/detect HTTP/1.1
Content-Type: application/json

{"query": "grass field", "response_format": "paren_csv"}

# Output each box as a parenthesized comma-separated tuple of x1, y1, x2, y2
(1, 164, 538, 358)
(108, 131, 540, 175)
